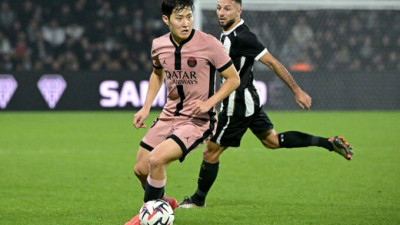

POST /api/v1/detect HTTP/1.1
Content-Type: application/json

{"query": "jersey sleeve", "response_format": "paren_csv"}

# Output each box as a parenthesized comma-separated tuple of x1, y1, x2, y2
(207, 35, 233, 72)
(151, 39, 163, 69)
(238, 31, 268, 60)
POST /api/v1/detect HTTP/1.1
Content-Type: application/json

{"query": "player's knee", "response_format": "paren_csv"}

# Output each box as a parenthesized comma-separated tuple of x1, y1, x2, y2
(203, 143, 224, 163)
(262, 140, 279, 149)
(134, 163, 147, 178)
(256, 130, 280, 150)
(148, 153, 165, 170)
(203, 150, 219, 162)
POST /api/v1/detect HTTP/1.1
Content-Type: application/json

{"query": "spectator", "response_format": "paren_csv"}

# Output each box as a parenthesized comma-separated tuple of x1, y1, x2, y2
(132, 8, 144, 32)
(59, 4, 74, 27)
(359, 36, 373, 64)
(7, 21, 23, 46)
(257, 21, 277, 53)
(291, 16, 314, 50)
(0, 1, 16, 31)
(279, 35, 301, 68)
(86, 20, 105, 43)
(113, 5, 131, 35)
(18, 0, 35, 28)
(19, 52, 33, 71)
(32, 31, 50, 60)
(0, 1, 397, 72)
(0, 54, 14, 71)
(66, 22, 84, 40)
(97, 1, 113, 23)
(15, 32, 29, 59)
(42, 19, 66, 48)
(26, 20, 40, 43)
(0, 31, 12, 54)
(348, 58, 362, 72)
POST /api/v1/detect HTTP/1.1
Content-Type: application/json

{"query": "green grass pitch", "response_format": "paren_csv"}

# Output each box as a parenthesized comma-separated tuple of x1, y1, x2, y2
(0, 111, 399, 225)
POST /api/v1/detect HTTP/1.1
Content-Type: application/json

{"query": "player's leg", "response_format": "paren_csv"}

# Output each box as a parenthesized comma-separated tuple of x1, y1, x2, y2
(255, 130, 353, 160)
(254, 129, 333, 150)
(146, 117, 213, 203)
(203, 140, 227, 163)
(125, 134, 182, 225)
(180, 141, 226, 208)
(180, 114, 250, 208)
(134, 147, 150, 188)
(133, 145, 178, 209)
(135, 118, 179, 204)
(251, 110, 353, 159)
(132, 117, 163, 193)
(127, 118, 192, 224)
(134, 117, 169, 190)
(144, 138, 182, 202)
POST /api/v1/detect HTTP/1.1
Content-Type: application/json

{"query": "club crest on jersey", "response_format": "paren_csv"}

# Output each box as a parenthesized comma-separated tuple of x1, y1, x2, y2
(187, 57, 197, 68)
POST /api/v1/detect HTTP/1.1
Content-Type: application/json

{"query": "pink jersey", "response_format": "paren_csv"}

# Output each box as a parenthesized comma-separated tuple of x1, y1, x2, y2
(151, 29, 232, 121)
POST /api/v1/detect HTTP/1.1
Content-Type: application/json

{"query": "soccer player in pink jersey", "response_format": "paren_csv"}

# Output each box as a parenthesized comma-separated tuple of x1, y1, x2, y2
(179, 0, 354, 208)
(124, 0, 240, 224)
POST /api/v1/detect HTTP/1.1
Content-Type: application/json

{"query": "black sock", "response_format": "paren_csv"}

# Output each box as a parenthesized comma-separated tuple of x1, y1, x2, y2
(191, 161, 219, 204)
(144, 181, 164, 202)
(278, 131, 333, 151)
(315, 136, 334, 151)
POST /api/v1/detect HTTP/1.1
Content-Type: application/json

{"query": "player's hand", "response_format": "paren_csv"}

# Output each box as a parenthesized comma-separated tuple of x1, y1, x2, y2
(133, 108, 149, 129)
(191, 99, 212, 115)
(294, 89, 312, 110)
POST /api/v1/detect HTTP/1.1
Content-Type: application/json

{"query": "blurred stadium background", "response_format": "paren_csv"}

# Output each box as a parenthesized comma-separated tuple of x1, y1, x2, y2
(0, 0, 399, 110)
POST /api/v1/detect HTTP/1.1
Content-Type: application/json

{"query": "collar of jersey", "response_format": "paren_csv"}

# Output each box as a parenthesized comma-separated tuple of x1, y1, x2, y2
(170, 29, 196, 48)
(222, 19, 244, 35)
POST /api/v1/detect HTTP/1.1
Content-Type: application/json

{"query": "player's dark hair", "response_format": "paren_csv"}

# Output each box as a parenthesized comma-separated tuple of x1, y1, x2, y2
(161, 0, 195, 18)
(232, 0, 242, 7)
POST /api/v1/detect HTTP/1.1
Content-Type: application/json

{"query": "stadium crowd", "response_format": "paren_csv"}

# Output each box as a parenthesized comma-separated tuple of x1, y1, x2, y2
(0, 0, 399, 72)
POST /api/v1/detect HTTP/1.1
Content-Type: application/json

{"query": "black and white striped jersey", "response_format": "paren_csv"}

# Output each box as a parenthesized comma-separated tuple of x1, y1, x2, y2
(219, 19, 268, 117)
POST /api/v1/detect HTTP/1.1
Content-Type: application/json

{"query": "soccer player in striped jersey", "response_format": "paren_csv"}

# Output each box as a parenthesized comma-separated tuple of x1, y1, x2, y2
(124, 0, 240, 224)
(179, 0, 353, 208)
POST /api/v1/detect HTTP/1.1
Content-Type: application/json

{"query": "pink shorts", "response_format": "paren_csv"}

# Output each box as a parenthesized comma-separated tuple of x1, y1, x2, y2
(140, 116, 215, 162)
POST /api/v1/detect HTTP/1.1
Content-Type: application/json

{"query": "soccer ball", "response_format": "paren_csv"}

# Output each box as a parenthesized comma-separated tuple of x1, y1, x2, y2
(139, 199, 174, 225)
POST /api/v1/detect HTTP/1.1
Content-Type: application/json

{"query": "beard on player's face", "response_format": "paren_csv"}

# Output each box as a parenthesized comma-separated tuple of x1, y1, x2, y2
(220, 18, 236, 30)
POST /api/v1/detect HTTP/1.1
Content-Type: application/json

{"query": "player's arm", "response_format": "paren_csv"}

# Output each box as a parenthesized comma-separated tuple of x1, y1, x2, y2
(259, 52, 312, 110)
(133, 68, 164, 129)
(192, 64, 240, 115)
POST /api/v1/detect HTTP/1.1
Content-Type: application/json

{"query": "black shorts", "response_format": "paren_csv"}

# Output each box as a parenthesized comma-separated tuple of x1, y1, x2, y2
(210, 108, 274, 147)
